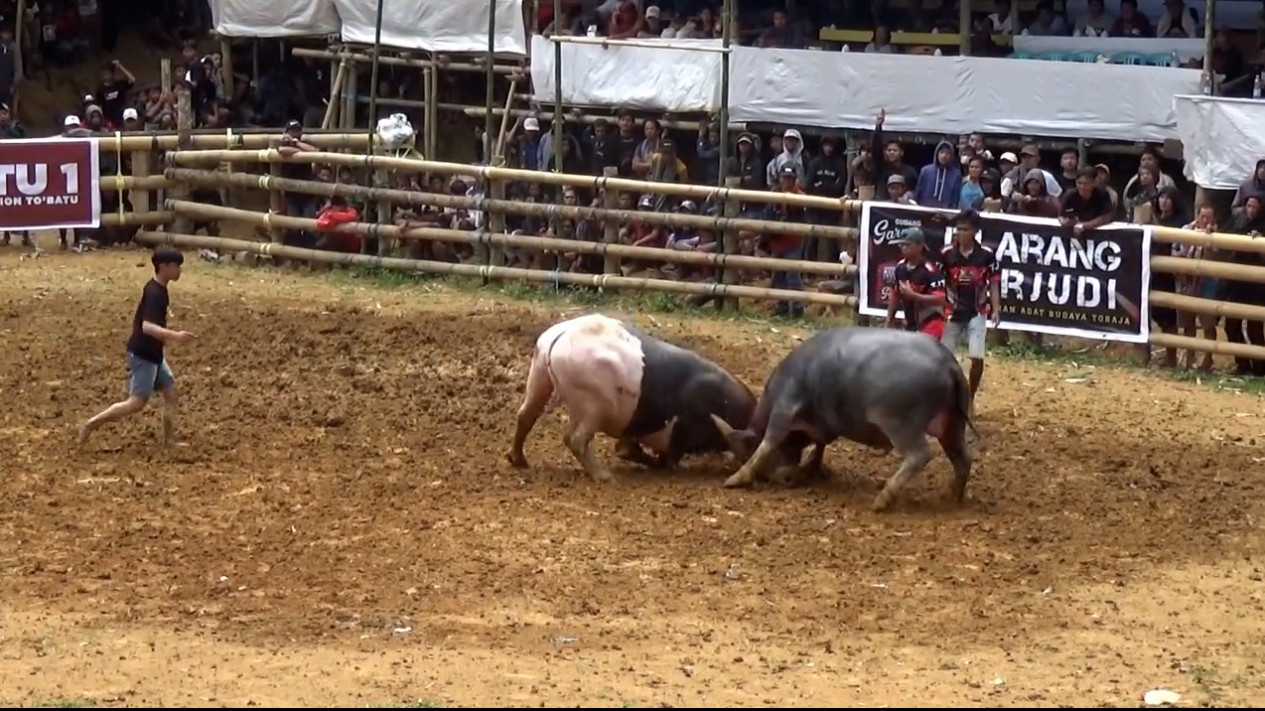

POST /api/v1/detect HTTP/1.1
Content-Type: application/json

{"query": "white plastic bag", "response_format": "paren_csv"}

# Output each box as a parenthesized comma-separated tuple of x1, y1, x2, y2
(376, 113, 416, 151)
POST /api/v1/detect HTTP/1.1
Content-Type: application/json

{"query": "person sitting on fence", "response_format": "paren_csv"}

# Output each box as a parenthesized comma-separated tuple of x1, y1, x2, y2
(762, 165, 807, 319)
(1224, 195, 1265, 376)
(1174, 204, 1220, 370)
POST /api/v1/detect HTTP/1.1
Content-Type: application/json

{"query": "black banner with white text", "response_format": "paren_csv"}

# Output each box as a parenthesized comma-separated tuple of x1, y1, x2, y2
(857, 203, 1151, 343)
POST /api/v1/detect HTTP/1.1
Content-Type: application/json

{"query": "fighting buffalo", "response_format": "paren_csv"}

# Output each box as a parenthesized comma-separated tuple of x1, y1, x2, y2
(507, 314, 757, 480)
(711, 326, 976, 511)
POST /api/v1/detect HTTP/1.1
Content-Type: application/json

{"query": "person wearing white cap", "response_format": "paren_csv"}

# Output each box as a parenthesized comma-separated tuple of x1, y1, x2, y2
(122, 107, 140, 129)
(765, 128, 806, 187)
(518, 116, 542, 171)
(639, 5, 663, 37)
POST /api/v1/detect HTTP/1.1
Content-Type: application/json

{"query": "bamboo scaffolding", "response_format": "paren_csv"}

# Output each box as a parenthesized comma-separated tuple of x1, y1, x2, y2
(162, 199, 855, 277)
(165, 149, 1265, 255)
(167, 149, 848, 210)
(164, 168, 861, 244)
(322, 60, 349, 129)
(133, 230, 856, 307)
(291, 47, 523, 75)
(1150, 255, 1265, 283)
(103, 212, 174, 226)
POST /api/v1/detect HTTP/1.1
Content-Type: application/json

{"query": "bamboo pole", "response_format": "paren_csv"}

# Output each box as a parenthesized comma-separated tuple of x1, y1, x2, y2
(1150, 255, 1265, 283)
(164, 167, 860, 243)
(1151, 226, 1265, 253)
(104, 211, 174, 226)
(322, 60, 349, 129)
(1149, 332, 1265, 362)
(1150, 291, 1265, 323)
(92, 132, 372, 152)
(133, 230, 856, 308)
(161, 199, 853, 277)
(99, 175, 170, 190)
(292, 47, 521, 75)
(493, 78, 518, 163)
(168, 149, 849, 211)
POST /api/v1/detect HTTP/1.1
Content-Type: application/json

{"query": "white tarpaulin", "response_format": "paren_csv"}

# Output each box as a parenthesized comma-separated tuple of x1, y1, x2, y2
(211, 0, 340, 37)
(727, 47, 1200, 143)
(529, 35, 724, 112)
(1173, 94, 1265, 190)
(334, 0, 527, 55)
(212, 0, 527, 54)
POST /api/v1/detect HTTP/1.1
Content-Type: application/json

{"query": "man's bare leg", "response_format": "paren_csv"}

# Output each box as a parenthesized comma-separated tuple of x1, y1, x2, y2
(79, 396, 148, 444)
(159, 387, 178, 447)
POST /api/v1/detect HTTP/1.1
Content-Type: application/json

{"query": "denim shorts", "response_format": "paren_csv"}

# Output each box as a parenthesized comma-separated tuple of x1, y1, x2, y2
(126, 351, 174, 399)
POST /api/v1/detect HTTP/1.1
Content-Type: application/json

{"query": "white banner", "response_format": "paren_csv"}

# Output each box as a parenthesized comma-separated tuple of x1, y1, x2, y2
(727, 47, 1200, 143)
(529, 35, 725, 112)
(1173, 94, 1265, 191)
(211, 0, 340, 37)
(211, 0, 527, 55)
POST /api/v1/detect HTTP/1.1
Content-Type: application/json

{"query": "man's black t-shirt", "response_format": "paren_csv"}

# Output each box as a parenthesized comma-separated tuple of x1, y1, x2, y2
(126, 279, 169, 363)
(615, 134, 639, 177)
(940, 244, 1000, 322)
(1059, 186, 1114, 223)
(96, 79, 133, 124)
(892, 258, 946, 330)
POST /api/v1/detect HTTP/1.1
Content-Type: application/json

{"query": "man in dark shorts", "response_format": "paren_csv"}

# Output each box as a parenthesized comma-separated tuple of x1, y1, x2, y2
(939, 210, 1002, 413)
(885, 227, 947, 339)
(79, 249, 193, 448)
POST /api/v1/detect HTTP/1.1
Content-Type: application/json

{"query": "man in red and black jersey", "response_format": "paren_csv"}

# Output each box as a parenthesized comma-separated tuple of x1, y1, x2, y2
(885, 228, 947, 340)
(939, 210, 1002, 408)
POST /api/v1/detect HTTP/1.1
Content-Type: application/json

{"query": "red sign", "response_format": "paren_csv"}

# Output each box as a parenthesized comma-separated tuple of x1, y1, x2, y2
(0, 137, 100, 230)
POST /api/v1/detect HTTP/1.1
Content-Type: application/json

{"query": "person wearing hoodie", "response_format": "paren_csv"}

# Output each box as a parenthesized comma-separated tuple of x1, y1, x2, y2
(805, 137, 847, 259)
(869, 108, 918, 201)
(725, 133, 765, 215)
(1009, 168, 1061, 218)
(1224, 195, 1265, 375)
(914, 140, 962, 209)
(1231, 159, 1265, 212)
(695, 119, 721, 187)
(765, 128, 807, 188)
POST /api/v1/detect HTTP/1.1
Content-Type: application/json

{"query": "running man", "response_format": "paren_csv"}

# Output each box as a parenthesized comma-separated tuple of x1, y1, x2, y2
(79, 249, 193, 448)
(939, 210, 1001, 412)
(885, 227, 947, 339)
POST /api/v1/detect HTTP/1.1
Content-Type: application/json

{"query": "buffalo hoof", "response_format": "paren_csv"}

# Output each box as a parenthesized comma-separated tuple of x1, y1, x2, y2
(871, 489, 894, 512)
(589, 469, 615, 483)
(723, 472, 752, 488)
(506, 451, 529, 469)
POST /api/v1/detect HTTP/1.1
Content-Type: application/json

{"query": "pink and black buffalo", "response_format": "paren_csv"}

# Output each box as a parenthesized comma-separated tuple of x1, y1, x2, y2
(507, 314, 756, 480)
(711, 326, 976, 511)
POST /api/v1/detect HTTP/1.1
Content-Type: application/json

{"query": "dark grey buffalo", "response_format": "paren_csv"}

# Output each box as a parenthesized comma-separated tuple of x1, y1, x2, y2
(507, 314, 757, 480)
(710, 326, 976, 511)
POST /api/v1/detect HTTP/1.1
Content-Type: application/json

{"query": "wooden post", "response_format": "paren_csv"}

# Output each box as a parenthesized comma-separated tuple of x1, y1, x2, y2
(160, 58, 172, 95)
(601, 166, 622, 276)
(488, 174, 506, 268)
(173, 86, 193, 234)
(131, 149, 152, 218)
(720, 176, 741, 311)
(341, 65, 358, 131)
(323, 59, 346, 129)
(219, 36, 235, 98)
(268, 157, 285, 245)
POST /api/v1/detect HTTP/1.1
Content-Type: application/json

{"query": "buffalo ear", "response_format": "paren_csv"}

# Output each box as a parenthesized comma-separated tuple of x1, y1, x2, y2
(710, 414, 757, 460)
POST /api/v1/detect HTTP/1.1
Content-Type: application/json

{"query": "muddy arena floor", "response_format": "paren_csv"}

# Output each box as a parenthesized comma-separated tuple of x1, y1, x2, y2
(1, 247, 1263, 708)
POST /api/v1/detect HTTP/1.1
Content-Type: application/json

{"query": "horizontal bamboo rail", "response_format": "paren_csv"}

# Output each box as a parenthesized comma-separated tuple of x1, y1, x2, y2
(1150, 291, 1265, 323)
(163, 200, 854, 277)
(292, 47, 523, 75)
(133, 231, 856, 307)
(1151, 255, 1265, 284)
(167, 149, 849, 210)
(165, 167, 861, 246)
(100, 175, 170, 191)
(1149, 332, 1265, 362)
(93, 132, 372, 153)
(102, 212, 173, 226)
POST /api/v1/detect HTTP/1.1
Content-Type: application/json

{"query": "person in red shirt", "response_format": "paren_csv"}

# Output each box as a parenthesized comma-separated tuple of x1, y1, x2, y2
(885, 227, 947, 340)
(939, 209, 1002, 411)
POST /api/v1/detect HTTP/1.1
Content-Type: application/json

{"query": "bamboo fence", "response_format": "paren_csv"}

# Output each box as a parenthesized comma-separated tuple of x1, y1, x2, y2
(132, 230, 855, 308)
(164, 167, 860, 246)
(163, 199, 853, 278)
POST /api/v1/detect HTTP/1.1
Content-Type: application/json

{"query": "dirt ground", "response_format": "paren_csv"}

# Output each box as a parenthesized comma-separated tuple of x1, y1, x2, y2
(1, 245, 1264, 708)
